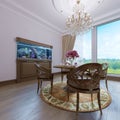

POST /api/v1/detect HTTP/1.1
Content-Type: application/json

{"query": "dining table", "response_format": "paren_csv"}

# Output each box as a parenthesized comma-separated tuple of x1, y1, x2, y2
(53, 64, 76, 82)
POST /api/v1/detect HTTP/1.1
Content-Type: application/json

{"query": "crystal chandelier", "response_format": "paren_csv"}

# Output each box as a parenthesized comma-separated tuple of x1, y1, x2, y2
(66, 0, 93, 35)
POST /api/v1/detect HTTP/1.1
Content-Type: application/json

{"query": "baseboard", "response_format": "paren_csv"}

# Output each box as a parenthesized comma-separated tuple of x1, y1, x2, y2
(0, 79, 17, 87)
(0, 72, 61, 87)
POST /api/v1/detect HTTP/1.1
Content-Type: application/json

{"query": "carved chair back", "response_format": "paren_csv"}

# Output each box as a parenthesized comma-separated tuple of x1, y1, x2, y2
(67, 63, 102, 91)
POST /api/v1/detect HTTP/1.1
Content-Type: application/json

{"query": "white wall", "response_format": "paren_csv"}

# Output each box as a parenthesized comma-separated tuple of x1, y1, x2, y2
(0, 4, 62, 81)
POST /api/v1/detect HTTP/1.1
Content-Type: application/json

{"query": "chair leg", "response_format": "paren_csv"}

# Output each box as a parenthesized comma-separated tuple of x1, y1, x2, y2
(61, 73, 64, 82)
(40, 80, 42, 87)
(67, 87, 70, 101)
(97, 91, 102, 115)
(91, 93, 94, 107)
(50, 79, 53, 94)
(37, 79, 40, 94)
(37, 79, 42, 94)
(76, 91, 79, 113)
(105, 79, 108, 91)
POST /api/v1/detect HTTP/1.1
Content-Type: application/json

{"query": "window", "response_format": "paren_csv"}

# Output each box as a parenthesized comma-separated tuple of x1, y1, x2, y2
(97, 20, 120, 74)
(74, 19, 120, 75)
(73, 30, 92, 65)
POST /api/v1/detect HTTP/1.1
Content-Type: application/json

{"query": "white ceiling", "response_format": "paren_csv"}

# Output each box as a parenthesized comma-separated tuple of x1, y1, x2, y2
(1, 0, 120, 34)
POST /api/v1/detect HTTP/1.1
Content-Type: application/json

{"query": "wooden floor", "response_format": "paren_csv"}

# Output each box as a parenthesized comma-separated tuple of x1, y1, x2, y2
(0, 75, 120, 120)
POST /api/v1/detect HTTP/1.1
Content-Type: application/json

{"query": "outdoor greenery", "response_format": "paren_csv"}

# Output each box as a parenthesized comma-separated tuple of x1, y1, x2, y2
(83, 58, 120, 74)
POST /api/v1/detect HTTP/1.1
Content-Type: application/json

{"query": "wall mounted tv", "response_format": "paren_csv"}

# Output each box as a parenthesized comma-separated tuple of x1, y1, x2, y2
(16, 37, 52, 60)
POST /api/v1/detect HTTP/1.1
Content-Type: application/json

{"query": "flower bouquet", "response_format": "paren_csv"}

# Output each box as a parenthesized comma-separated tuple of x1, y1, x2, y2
(65, 50, 79, 65)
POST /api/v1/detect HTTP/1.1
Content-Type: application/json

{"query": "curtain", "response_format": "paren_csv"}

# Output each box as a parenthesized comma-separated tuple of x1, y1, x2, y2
(62, 34, 76, 62)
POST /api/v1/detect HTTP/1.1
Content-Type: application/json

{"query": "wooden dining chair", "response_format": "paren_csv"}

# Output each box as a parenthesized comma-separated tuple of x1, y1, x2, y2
(34, 63, 54, 94)
(67, 63, 103, 115)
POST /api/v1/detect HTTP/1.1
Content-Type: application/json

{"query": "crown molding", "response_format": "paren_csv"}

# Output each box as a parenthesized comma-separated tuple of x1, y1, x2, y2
(93, 9, 120, 26)
(1, 0, 120, 34)
(0, 0, 63, 34)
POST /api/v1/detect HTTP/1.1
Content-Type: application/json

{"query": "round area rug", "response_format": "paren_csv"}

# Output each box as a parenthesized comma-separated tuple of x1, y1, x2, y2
(40, 82, 111, 112)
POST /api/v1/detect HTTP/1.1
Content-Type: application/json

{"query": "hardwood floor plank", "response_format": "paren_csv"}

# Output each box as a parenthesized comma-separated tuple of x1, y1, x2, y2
(0, 75, 120, 120)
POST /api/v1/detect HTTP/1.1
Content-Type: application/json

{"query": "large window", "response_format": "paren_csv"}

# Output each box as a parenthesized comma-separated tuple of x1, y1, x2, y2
(97, 20, 120, 74)
(73, 30, 92, 65)
(74, 19, 120, 75)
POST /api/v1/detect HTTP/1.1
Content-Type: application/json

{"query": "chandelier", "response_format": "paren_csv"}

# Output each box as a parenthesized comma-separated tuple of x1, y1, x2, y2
(52, 0, 104, 35)
(66, 0, 93, 35)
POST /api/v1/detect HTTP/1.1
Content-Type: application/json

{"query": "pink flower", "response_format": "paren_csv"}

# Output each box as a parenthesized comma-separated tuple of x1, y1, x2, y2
(65, 50, 79, 58)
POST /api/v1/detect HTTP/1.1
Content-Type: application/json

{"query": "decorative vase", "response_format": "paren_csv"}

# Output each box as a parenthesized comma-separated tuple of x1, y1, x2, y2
(67, 57, 75, 65)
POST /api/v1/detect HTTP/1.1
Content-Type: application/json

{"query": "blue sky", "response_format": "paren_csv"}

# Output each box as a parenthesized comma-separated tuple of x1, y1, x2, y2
(97, 20, 120, 59)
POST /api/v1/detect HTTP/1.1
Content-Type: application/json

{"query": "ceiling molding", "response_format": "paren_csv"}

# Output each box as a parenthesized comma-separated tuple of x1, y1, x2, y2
(93, 9, 120, 26)
(0, 0, 120, 34)
(0, 0, 63, 34)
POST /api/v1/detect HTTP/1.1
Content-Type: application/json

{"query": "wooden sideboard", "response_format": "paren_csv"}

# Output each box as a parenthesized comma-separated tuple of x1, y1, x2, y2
(16, 37, 52, 82)
(16, 58, 52, 82)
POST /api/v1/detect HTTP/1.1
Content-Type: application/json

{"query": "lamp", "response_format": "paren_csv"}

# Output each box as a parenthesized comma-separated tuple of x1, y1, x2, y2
(66, 0, 93, 35)
(52, 0, 104, 35)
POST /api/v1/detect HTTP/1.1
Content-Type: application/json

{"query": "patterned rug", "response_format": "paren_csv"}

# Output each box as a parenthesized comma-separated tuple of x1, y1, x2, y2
(40, 82, 111, 112)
